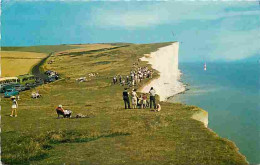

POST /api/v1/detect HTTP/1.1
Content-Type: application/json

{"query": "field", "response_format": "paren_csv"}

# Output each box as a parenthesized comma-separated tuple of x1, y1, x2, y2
(1, 44, 118, 77)
(1, 51, 48, 77)
(1, 43, 248, 165)
(61, 44, 116, 53)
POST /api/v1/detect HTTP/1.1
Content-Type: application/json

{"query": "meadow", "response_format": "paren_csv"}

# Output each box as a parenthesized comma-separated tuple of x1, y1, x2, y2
(1, 43, 248, 165)
(1, 51, 48, 77)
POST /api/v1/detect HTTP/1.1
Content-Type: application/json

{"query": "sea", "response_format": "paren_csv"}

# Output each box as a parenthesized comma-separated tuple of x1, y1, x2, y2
(168, 61, 260, 164)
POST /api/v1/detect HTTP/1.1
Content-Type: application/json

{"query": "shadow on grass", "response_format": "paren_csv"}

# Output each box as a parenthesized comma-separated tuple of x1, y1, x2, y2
(55, 115, 95, 119)
(60, 45, 130, 57)
(1, 131, 130, 165)
(49, 131, 131, 144)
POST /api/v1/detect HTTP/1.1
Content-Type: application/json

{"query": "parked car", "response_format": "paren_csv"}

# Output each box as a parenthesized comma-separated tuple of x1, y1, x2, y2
(25, 83, 37, 90)
(35, 79, 44, 86)
(17, 74, 36, 85)
(52, 74, 59, 80)
(0, 83, 18, 93)
(44, 76, 56, 83)
(13, 84, 26, 92)
(45, 70, 53, 75)
(4, 88, 19, 98)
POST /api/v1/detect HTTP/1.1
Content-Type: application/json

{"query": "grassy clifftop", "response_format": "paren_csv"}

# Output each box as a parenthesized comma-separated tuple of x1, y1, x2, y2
(1, 43, 248, 165)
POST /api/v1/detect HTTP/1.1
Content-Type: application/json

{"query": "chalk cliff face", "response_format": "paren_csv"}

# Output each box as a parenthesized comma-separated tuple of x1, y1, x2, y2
(191, 109, 209, 128)
(140, 42, 185, 101)
(140, 42, 208, 128)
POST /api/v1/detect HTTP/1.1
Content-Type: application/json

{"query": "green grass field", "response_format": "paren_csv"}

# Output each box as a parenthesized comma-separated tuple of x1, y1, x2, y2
(1, 43, 248, 165)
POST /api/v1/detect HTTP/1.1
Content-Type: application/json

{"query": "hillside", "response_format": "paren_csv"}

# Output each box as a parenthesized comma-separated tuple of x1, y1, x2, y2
(1, 43, 248, 165)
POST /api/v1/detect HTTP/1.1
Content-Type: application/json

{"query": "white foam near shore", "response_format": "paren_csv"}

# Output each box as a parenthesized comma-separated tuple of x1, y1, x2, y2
(140, 42, 185, 101)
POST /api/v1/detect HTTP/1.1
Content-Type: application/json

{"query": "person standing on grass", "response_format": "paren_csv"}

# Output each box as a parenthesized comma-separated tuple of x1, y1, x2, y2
(123, 88, 131, 109)
(119, 75, 122, 83)
(131, 89, 138, 109)
(113, 76, 117, 84)
(142, 93, 147, 109)
(10, 96, 18, 117)
(149, 87, 156, 109)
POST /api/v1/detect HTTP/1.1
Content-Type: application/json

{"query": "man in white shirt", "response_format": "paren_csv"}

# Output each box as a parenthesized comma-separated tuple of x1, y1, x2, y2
(149, 87, 156, 109)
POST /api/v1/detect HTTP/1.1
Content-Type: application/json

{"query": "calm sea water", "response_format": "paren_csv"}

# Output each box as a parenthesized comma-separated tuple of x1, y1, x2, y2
(168, 62, 260, 164)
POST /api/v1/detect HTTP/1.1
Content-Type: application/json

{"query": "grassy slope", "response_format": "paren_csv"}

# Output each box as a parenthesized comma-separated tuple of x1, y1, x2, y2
(1, 43, 248, 165)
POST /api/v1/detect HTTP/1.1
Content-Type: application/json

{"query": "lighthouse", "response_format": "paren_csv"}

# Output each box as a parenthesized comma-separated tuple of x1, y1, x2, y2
(204, 62, 207, 71)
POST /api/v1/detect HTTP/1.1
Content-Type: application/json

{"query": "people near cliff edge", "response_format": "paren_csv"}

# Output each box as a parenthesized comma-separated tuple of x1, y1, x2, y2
(114, 64, 154, 88)
(137, 95, 142, 108)
(149, 87, 156, 109)
(119, 75, 122, 83)
(10, 96, 18, 117)
(122, 88, 131, 109)
(113, 76, 117, 84)
(142, 93, 148, 109)
(131, 89, 138, 109)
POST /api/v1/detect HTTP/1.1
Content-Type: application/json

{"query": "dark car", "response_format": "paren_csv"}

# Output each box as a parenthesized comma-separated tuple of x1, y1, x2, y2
(13, 84, 26, 92)
(44, 76, 56, 83)
(45, 70, 53, 75)
(24, 83, 36, 90)
(35, 78, 44, 86)
(53, 74, 59, 80)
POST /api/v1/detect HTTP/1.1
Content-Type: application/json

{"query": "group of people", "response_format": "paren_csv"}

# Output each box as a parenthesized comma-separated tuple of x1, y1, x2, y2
(122, 87, 161, 111)
(31, 91, 41, 99)
(9, 61, 159, 118)
(112, 64, 153, 87)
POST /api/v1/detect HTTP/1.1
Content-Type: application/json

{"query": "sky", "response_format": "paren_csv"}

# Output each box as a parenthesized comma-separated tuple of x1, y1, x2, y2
(1, 0, 260, 62)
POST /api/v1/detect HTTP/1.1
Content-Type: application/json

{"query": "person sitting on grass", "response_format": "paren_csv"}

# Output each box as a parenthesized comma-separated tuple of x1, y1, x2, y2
(56, 105, 64, 118)
(10, 96, 18, 117)
(31, 91, 41, 99)
(56, 105, 72, 118)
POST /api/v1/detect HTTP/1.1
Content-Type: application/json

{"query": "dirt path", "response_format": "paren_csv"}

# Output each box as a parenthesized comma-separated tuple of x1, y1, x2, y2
(31, 52, 52, 79)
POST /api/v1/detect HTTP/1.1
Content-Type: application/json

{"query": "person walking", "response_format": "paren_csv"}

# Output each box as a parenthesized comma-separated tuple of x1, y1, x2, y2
(131, 89, 138, 109)
(10, 96, 18, 117)
(149, 87, 156, 109)
(122, 88, 131, 109)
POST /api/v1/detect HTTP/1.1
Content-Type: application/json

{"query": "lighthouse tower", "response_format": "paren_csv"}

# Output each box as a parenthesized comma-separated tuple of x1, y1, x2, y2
(204, 62, 207, 71)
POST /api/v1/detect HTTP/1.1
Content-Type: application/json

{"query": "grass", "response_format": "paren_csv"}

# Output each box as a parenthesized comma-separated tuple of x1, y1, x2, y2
(1, 45, 79, 54)
(1, 42, 248, 165)
(1, 51, 48, 77)
(58, 44, 116, 53)
(1, 43, 124, 54)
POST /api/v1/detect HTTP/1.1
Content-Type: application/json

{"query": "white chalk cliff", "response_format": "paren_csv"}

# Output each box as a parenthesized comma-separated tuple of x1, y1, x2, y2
(140, 42, 208, 128)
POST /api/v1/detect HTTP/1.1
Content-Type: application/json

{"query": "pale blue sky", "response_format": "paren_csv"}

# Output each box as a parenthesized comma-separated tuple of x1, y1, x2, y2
(1, 0, 259, 62)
